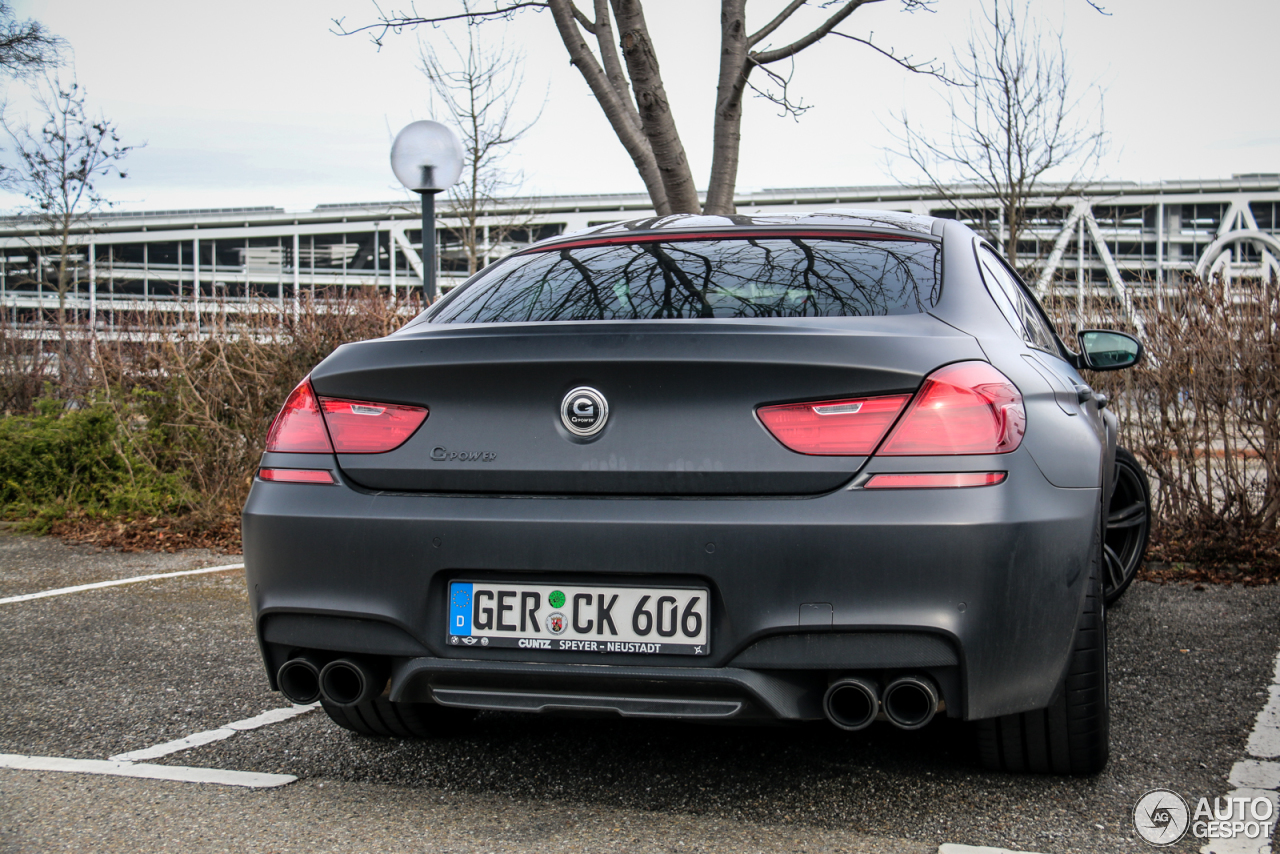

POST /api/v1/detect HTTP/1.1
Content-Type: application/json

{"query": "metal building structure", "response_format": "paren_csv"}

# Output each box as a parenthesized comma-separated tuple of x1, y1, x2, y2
(1, 174, 1277, 333)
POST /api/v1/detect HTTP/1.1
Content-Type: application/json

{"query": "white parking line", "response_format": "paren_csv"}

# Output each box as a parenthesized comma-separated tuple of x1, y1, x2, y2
(1230, 760, 1280, 790)
(1245, 650, 1280, 760)
(110, 704, 317, 762)
(1202, 647, 1280, 854)
(940, 651, 1280, 854)
(1, 704, 316, 789)
(0, 563, 245, 605)
(0, 753, 296, 788)
(0, 560, 314, 788)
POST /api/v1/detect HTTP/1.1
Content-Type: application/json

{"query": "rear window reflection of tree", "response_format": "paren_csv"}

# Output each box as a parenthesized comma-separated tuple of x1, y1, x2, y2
(432, 238, 942, 323)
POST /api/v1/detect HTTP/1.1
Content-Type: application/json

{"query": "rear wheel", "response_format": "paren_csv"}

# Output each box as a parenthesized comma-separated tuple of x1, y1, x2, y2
(976, 530, 1109, 775)
(1103, 447, 1151, 605)
(320, 697, 475, 738)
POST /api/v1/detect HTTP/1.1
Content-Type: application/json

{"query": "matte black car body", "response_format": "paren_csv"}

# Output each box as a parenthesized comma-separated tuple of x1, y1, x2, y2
(243, 212, 1123, 762)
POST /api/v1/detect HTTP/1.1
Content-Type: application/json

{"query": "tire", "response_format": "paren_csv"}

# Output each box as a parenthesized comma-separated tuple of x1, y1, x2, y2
(976, 524, 1110, 775)
(320, 697, 475, 738)
(1103, 446, 1151, 605)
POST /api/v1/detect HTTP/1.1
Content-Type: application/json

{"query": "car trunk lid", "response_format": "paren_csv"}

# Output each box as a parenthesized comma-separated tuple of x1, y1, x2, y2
(309, 316, 983, 496)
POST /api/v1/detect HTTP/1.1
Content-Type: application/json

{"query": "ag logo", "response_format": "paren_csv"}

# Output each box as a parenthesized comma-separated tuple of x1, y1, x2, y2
(561, 387, 608, 437)
(545, 611, 567, 635)
(1133, 789, 1189, 846)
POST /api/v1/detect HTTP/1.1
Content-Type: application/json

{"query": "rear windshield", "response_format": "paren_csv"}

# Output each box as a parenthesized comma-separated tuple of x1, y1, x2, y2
(429, 236, 941, 323)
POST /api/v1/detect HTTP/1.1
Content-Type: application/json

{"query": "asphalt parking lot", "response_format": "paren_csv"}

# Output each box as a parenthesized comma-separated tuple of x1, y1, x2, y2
(0, 528, 1277, 854)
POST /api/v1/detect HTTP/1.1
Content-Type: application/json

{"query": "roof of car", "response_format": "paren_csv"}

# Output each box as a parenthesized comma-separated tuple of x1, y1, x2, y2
(539, 210, 940, 248)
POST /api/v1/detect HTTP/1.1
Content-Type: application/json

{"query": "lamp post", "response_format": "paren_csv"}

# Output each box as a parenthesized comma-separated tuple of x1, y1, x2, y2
(390, 120, 463, 303)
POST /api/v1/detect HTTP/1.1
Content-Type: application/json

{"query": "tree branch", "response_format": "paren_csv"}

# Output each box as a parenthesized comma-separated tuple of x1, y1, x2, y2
(751, 0, 871, 65)
(421, 24, 544, 274)
(704, 0, 749, 215)
(610, 0, 700, 213)
(592, 0, 642, 133)
(331, 1, 549, 46)
(0, 1, 63, 76)
(747, 0, 806, 48)
(829, 30, 961, 84)
(743, 56, 812, 118)
(885, 0, 1107, 270)
(570, 1, 596, 32)
(545, 0, 670, 212)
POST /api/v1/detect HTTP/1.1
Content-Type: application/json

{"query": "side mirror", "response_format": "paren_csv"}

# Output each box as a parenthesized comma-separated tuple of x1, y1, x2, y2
(1075, 329, 1143, 371)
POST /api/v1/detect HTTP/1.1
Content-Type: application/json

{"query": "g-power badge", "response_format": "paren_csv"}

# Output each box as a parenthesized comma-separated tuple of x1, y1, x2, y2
(560, 386, 608, 437)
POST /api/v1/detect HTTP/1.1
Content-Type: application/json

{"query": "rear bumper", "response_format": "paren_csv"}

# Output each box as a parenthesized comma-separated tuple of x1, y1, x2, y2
(242, 449, 1098, 721)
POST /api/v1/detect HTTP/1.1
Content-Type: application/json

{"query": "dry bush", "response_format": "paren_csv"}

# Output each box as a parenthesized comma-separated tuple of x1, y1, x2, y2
(0, 316, 61, 413)
(1045, 275, 1280, 571)
(94, 290, 419, 529)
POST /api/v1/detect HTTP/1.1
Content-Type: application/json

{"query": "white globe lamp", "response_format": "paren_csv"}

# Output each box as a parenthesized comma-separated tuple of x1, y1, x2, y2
(390, 120, 463, 301)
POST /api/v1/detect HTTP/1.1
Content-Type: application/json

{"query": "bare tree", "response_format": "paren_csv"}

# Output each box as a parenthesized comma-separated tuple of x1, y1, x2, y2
(890, 0, 1106, 271)
(338, 1, 951, 216)
(0, 0, 63, 189)
(0, 1, 62, 78)
(3, 75, 136, 346)
(420, 15, 542, 274)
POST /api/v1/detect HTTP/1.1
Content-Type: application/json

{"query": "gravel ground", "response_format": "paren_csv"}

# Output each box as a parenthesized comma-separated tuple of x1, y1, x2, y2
(1, 529, 1277, 854)
(0, 771, 933, 854)
(0, 524, 233, 598)
(0, 539, 262, 758)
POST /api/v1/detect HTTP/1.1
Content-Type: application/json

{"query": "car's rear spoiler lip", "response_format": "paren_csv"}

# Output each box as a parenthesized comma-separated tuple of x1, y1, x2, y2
(522, 227, 940, 255)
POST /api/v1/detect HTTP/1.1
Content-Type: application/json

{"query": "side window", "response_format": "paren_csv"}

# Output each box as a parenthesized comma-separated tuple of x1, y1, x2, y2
(977, 249, 1025, 338)
(978, 246, 1058, 354)
(1014, 287, 1059, 355)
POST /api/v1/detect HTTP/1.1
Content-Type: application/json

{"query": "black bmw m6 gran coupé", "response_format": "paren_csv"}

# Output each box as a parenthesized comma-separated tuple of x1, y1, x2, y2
(243, 211, 1148, 776)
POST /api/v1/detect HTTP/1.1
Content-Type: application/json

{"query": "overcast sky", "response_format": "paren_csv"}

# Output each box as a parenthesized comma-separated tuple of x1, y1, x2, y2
(2, 0, 1276, 213)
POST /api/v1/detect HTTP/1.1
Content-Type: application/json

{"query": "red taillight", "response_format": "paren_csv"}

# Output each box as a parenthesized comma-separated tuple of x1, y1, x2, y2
(265, 378, 333, 453)
(878, 362, 1025, 456)
(259, 468, 336, 484)
(265, 378, 429, 454)
(319, 398, 428, 454)
(757, 394, 912, 455)
(864, 472, 1006, 489)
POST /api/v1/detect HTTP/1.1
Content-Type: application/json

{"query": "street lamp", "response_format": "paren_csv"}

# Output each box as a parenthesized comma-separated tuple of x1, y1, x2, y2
(390, 120, 463, 303)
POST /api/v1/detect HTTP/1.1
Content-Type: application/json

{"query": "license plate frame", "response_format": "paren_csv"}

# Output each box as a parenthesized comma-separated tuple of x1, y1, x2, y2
(448, 581, 710, 656)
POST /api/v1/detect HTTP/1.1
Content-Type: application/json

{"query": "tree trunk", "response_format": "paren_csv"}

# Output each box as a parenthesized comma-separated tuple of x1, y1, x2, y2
(1004, 197, 1018, 269)
(55, 214, 71, 387)
(546, 0, 671, 215)
(703, 0, 749, 216)
(467, 155, 480, 275)
(467, 105, 481, 274)
(610, 0, 700, 214)
(591, 0, 641, 135)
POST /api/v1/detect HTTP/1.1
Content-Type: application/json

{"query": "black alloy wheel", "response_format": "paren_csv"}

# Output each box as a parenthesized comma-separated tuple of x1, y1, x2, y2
(1103, 447, 1151, 605)
(976, 517, 1109, 775)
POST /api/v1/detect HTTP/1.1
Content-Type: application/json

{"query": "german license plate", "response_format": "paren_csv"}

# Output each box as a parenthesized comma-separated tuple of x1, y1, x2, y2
(448, 582, 709, 655)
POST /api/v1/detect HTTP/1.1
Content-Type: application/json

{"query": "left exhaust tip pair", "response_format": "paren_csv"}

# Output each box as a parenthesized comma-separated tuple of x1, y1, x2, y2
(823, 674, 940, 732)
(277, 655, 387, 707)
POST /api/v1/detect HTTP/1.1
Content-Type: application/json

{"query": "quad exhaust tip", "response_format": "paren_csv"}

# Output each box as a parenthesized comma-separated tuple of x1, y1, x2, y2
(824, 674, 941, 732)
(318, 657, 387, 707)
(882, 674, 940, 730)
(277, 655, 324, 705)
(823, 677, 880, 731)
